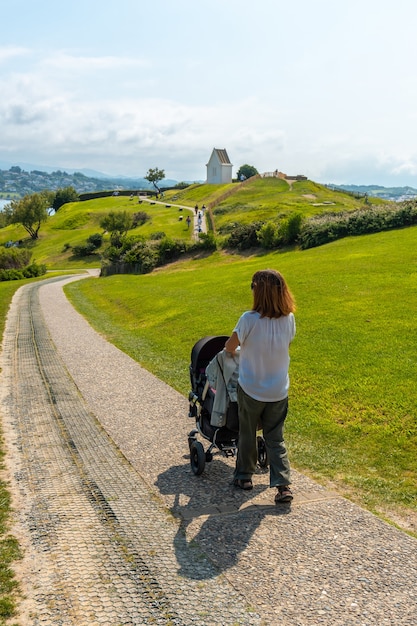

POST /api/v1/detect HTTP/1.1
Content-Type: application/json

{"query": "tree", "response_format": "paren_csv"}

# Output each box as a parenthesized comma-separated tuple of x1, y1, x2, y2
(99, 210, 132, 247)
(144, 167, 165, 193)
(53, 186, 79, 211)
(6, 191, 51, 239)
(236, 164, 258, 181)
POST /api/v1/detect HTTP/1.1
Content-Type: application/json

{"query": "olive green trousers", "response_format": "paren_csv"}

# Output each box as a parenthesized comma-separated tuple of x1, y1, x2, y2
(234, 385, 291, 487)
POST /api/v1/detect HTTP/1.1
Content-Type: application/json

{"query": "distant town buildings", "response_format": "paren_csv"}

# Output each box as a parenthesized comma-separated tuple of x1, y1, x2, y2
(262, 170, 307, 181)
(0, 166, 107, 197)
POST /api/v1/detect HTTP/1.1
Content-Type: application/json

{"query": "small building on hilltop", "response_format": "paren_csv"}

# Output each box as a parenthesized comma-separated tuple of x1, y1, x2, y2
(206, 148, 233, 184)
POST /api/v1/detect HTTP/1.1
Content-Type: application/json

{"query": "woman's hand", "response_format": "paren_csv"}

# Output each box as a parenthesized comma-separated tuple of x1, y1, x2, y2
(225, 331, 240, 355)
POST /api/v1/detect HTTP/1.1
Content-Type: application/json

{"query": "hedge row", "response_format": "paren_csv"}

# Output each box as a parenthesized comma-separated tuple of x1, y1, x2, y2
(101, 232, 217, 276)
(298, 201, 417, 249)
(0, 263, 47, 281)
(221, 201, 417, 251)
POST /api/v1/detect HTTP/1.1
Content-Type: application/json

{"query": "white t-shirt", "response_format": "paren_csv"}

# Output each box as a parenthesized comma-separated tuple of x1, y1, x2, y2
(234, 311, 296, 402)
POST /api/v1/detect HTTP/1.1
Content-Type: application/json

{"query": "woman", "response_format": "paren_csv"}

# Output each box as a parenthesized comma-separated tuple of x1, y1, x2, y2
(224, 269, 296, 503)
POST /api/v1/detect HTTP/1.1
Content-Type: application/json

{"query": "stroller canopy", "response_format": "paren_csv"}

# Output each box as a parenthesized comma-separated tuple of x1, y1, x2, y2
(190, 335, 229, 373)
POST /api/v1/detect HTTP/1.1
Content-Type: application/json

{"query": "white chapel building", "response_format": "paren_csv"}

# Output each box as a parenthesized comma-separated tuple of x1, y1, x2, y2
(206, 148, 233, 184)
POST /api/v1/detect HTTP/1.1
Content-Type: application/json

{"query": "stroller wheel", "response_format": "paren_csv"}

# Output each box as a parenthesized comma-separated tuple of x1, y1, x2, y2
(257, 435, 269, 468)
(188, 429, 198, 450)
(190, 441, 206, 475)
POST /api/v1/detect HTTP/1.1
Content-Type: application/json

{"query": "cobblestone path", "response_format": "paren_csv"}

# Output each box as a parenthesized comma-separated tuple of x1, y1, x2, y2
(1, 279, 261, 625)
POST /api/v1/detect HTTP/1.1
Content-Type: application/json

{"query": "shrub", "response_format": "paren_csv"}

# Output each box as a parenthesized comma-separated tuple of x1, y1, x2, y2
(158, 237, 186, 264)
(132, 211, 151, 227)
(22, 263, 47, 278)
(0, 246, 31, 269)
(72, 242, 97, 257)
(149, 231, 166, 240)
(196, 231, 217, 251)
(102, 245, 121, 262)
(87, 233, 103, 249)
(257, 222, 277, 249)
(0, 268, 23, 281)
(298, 201, 417, 249)
(281, 212, 304, 244)
(135, 243, 159, 273)
(53, 186, 79, 211)
(101, 242, 159, 275)
(0, 262, 46, 281)
(227, 222, 262, 250)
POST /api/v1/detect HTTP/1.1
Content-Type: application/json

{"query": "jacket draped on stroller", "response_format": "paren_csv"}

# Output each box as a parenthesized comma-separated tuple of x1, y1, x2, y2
(187, 335, 268, 475)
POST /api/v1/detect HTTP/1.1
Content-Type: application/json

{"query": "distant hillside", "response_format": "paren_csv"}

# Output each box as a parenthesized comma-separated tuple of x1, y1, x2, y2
(328, 183, 417, 201)
(0, 166, 179, 199)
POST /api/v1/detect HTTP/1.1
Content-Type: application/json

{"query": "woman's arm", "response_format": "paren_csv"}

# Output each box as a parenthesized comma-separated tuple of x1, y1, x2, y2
(225, 331, 240, 354)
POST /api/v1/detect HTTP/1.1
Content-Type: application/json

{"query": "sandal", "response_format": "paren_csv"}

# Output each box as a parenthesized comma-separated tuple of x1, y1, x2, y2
(234, 478, 253, 491)
(275, 485, 293, 503)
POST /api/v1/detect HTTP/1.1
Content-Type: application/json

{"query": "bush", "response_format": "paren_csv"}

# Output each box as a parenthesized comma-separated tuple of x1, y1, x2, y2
(158, 237, 186, 264)
(102, 245, 121, 262)
(257, 222, 277, 249)
(101, 242, 159, 275)
(53, 186, 79, 211)
(22, 263, 47, 278)
(0, 246, 31, 269)
(0, 262, 46, 281)
(132, 211, 151, 227)
(227, 222, 262, 250)
(298, 202, 417, 249)
(0, 268, 23, 281)
(279, 212, 303, 245)
(135, 244, 159, 273)
(87, 233, 103, 249)
(72, 242, 97, 257)
(196, 231, 217, 251)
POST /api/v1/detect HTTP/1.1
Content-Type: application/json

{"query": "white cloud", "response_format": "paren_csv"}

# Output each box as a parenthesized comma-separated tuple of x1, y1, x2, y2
(2, 1, 417, 185)
(0, 46, 30, 63)
(42, 53, 149, 72)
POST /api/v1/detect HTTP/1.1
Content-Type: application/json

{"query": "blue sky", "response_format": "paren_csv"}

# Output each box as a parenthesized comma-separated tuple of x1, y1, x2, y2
(1, 0, 417, 186)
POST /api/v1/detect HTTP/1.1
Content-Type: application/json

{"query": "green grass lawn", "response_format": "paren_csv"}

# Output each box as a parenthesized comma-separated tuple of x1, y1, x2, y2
(0, 195, 196, 270)
(64, 226, 417, 532)
(212, 178, 386, 231)
(162, 182, 236, 206)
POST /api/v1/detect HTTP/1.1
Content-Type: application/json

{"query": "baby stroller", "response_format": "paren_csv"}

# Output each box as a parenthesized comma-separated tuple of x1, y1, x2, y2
(187, 335, 268, 475)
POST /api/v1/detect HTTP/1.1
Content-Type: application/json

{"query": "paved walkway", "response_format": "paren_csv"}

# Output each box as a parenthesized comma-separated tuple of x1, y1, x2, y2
(138, 195, 208, 239)
(1, 273, 416, 625)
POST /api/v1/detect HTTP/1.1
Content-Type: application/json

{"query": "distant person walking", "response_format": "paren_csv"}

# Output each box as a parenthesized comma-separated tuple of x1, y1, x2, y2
(186, 215, 191, 228)
(225, 269, 296, 503)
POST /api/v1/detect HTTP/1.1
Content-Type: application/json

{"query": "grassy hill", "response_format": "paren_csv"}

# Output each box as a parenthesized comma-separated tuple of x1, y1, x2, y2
(164, 177, 385, 231)
(0, 194, 198, 269)
(0, 178, 390, 269)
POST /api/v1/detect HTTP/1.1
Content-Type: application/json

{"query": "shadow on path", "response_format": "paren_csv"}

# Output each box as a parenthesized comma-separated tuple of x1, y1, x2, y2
(156, 461, 291, 580)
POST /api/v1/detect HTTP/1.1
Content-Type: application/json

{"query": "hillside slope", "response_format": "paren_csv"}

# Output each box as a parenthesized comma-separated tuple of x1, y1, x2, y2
(0, 178, 392, 269)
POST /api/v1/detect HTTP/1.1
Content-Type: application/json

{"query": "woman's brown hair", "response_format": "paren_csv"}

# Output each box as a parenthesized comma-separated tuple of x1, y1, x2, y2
(251, 269, 296, 318)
